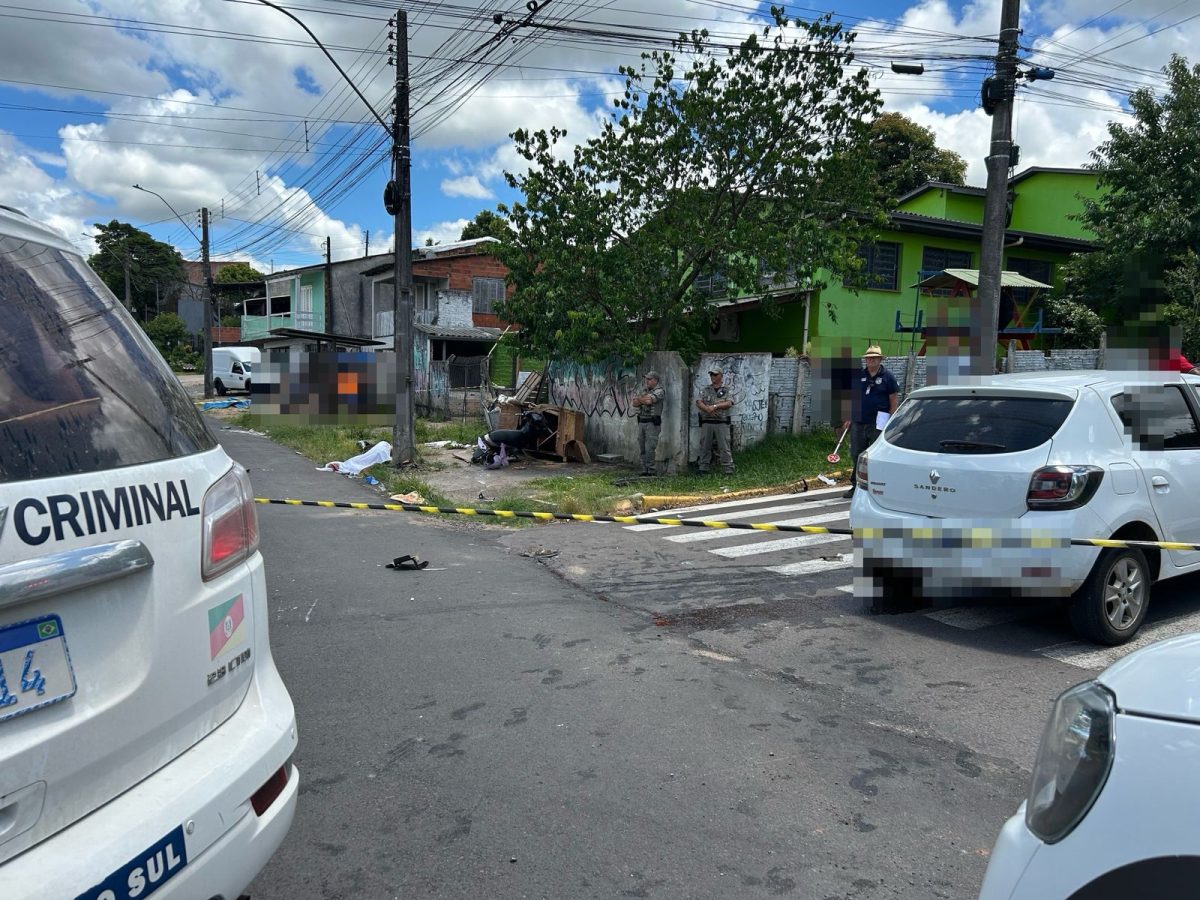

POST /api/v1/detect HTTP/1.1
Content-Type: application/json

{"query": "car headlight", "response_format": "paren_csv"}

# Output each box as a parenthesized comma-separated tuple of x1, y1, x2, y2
(1025, 681, 1116, 844)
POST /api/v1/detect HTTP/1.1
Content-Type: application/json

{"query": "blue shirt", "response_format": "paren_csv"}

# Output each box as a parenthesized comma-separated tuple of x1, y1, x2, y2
(852, 365, 898, 423)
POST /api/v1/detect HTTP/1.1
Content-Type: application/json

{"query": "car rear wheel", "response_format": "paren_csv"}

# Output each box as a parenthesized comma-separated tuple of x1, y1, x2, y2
(215, 379, 227, 396)
(1070, 547, 1150, 645)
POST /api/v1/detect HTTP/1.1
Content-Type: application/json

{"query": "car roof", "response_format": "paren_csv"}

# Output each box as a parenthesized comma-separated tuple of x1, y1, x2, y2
(910, 370, 1199, 397)
(0, 205, 78, 255)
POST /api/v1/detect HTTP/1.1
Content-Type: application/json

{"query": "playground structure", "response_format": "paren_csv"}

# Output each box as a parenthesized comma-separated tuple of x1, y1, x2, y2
(895, 268, 1061, 358)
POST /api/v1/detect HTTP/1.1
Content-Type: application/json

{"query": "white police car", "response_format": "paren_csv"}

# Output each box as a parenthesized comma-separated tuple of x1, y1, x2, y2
(0, 206, 297, 898)
(978, 633, 1200, 899)
(853, 372, 1200, 644)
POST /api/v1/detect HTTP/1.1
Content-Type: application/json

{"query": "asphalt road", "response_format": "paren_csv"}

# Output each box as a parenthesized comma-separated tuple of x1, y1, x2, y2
(226, 423, 1150, 899)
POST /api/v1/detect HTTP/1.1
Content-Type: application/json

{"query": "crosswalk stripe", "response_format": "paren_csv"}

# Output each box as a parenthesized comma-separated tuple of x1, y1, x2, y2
(624, 487, 847, 531)
(1036, 609, 1200, 670)
(766, 554, 854, 576)
(710, 532, 847, 558)
(626, 498, 846, 533)
(664, 506, 849, 543)
(836, 584, 855, 593)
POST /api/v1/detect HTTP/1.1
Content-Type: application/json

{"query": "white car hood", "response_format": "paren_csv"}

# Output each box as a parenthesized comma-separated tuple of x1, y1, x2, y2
(1098, 633, 1200, 723)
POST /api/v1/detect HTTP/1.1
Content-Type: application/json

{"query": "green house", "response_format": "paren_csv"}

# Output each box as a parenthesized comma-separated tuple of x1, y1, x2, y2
(705, 167, 1101, 360)
(241, 267, 327, 340)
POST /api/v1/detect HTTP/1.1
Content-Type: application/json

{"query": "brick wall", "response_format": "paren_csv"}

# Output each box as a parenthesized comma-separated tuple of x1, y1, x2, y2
(411, 250, 513, 328)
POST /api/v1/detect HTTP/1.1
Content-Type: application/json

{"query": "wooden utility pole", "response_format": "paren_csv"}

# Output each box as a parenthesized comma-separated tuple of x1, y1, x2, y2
(201, 207, 215, 399)
(391, 7, 415, 464)
(975, 0, 1021, 375)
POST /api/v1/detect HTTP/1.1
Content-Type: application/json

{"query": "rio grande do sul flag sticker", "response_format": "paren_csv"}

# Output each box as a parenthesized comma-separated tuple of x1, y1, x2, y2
(208, 594, 246, 660)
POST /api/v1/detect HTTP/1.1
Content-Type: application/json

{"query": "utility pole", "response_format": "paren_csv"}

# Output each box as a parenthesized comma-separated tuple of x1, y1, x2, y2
(976, 0, 1021, 375)
(391, 7, 415, 465)
(365, 230, 370, 256)
(201, 207, 215, 399)
(325, 235, 334, 333)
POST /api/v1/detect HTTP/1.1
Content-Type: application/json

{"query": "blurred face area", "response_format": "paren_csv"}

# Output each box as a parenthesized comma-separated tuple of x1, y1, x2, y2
(710, 372, 723, 386)
(864, 355, 882, 375)
(645, 375, 658, 388)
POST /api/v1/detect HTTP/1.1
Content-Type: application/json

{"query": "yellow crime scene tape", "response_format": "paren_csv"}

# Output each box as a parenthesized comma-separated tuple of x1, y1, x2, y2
(252, 498, 1200, 553)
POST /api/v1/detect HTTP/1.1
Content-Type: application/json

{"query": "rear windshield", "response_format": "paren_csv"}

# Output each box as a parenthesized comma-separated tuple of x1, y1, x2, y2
(0, 233, 215, 483)
(885, 395, 1073, 454)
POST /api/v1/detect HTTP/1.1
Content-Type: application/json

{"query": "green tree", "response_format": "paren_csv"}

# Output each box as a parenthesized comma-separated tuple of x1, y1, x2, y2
(866, 112, 967, 203)
(86, 220, 186, 320)
(1061, 54, 1200, 335)
(460, 209, 511, 242)
(213, 262, 265, 323)
(142, 312, 189, 355)
(497, 12, 884, 362)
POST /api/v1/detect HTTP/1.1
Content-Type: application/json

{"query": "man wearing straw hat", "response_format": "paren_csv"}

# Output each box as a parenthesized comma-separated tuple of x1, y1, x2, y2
(843, 344, 898, 499)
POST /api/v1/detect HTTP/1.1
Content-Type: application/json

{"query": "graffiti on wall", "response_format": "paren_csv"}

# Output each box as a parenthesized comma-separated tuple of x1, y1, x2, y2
(691, 353, 772, 452)
(548, 358, 638, 418)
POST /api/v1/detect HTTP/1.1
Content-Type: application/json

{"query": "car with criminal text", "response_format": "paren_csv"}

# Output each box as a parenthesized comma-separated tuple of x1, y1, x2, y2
(852, 370, 1200, 644)
(0, 205, 298, 899)
(978, 632, 1200, 899)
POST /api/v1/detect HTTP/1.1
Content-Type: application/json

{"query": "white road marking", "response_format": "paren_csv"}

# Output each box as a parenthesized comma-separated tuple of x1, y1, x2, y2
(1037, 609, 1200, 669)
(766, 554, 855, 576)
(836, 584, 855, 594)
(624, 486, 847, 531)
(664, 506, 849, 543)
(662, 508, 849, 542)
(710, 532, 847, 558)
(626, 498, 846, 533)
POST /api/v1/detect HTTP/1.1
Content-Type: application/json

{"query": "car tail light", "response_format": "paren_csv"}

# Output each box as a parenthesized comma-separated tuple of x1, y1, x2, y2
(856, 451, 869, 488)
(1027, 465, 1104, 510)
(251, 763, 290, 816)
(202, 463, 260, 580)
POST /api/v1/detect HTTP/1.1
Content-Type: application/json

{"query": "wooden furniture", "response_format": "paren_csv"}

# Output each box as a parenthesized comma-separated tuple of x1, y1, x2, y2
(497, 402, 590, 462)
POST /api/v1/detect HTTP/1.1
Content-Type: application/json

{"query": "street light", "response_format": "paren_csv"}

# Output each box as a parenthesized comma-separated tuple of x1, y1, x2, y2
(132, 185, 215, 397)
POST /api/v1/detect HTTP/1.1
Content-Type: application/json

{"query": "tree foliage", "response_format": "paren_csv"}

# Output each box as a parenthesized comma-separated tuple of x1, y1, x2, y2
(866, 112, 967, 203)
(86, 220, 186, 320)
(460, 209, 511, 242)
(214, 262, 264, 284)
(1061, 54, 1200, 337)
(496, 12, 885, 362)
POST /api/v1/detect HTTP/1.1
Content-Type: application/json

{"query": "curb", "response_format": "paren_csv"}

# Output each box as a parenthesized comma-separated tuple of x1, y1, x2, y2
(632, 469, 853, 511)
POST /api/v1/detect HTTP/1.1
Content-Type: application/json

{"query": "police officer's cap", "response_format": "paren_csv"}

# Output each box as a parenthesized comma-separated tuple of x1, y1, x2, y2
(644, 370, 659, 380)
(708, 367, 723, 375)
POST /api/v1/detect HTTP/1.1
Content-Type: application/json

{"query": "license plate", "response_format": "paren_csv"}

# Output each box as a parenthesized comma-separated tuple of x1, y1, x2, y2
(75, 826, 189, 900)
(0, 614, 76, 723)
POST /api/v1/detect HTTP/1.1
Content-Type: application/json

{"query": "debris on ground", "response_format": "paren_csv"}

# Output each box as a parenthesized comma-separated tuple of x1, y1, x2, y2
(519, 547, 560, 559)
(424, 440, 470, 449)
(386, 554, 429, 571)
(390, 491, 428, 505)
(200, 398, 250, 410)
(477, 491, 496, 501)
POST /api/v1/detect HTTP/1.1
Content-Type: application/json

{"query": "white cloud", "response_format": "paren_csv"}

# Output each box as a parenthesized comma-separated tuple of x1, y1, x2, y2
(416, 219, 469, 246)
(441, 175, 494, 199)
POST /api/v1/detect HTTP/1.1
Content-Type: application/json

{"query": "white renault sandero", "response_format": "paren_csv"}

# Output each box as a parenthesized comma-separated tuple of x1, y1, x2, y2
(0, 207, 297, 898)
(852, 371, 1200, 645)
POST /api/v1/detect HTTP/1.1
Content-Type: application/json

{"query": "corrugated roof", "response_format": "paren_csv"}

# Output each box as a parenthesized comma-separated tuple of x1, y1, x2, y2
(415, 322, 502, 341)
(912, 268, 1053, 290)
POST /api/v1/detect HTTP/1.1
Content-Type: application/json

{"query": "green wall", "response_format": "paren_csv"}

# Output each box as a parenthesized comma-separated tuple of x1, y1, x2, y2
(1008, 171, 1101, 240)
(299, 271, 326, 331)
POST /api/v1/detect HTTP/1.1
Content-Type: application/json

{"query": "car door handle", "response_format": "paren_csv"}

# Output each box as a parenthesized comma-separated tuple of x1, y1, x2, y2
(1152, 475, 1170, 489)
(0, 540, 154, 612)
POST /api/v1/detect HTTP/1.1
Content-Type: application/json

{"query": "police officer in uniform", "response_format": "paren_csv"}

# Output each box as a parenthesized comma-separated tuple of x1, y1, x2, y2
(843, 345, 898, 498)
(696, 367, 734, 474)
(632, 370, 665, 476)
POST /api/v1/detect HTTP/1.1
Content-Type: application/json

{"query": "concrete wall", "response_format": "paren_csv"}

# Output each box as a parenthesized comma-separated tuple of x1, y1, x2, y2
(437, 289, 473, 328)
(548, 351, 690, 472)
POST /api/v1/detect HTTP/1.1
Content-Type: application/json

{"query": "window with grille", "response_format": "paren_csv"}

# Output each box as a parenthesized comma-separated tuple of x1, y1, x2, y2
(694, 270, 729, 298)
(848, 242, 901, 291)
(473, 277, 505, 314)
(921, 246, 972, 273)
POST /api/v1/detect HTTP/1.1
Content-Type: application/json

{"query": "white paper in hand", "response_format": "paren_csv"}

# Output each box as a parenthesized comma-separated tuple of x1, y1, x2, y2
(875, 411, 891, 430)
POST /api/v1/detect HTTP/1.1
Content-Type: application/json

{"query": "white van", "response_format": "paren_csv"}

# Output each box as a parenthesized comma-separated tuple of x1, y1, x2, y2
(212, 346, 260, 396)
(0, 206, 297, 898)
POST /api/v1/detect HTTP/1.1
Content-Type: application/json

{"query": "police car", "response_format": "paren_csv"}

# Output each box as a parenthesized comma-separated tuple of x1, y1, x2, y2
(979, 633, 1200, 899)
(0, 206, 298, 898)
(853, 371, 1200, 644)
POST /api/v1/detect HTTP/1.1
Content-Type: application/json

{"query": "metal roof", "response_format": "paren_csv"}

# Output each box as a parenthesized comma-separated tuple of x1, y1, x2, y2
(912, 268, 1053, 290)
(415, 322, 502, 341)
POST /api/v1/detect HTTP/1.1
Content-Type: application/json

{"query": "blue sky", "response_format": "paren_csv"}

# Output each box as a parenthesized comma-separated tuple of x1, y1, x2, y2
(1, 0, 1196, 273)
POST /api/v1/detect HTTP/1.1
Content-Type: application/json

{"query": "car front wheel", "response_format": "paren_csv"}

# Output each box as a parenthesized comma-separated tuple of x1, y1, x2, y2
(1070, 547, 1150, 645)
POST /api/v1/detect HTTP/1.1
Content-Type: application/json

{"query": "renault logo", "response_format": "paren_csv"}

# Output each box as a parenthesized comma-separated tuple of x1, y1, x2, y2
(929, 470, 941, 484)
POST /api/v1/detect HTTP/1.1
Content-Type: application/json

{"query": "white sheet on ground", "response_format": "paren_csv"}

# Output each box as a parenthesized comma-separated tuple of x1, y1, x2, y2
(317, 440, 392, 475)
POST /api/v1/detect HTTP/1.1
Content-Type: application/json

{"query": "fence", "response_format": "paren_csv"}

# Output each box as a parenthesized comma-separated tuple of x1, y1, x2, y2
(415, 355, 493, 421)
